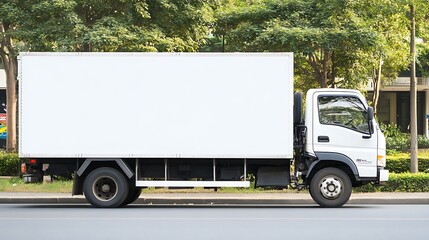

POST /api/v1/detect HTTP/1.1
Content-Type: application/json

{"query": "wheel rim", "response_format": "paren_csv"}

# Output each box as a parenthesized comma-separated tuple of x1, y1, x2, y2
(319, 175, 343, 199)
(92, 176, 118, 202)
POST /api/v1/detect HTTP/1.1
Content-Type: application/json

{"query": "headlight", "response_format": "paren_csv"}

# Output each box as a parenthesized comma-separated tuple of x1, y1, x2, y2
(377, 155, 386, 167)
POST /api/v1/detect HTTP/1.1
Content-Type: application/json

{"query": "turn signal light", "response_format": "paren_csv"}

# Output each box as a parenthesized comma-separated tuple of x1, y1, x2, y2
(377, 155, 386, 167)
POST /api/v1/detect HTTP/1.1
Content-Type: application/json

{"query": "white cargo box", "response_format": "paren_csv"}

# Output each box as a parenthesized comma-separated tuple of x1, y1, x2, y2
(19, 52, 293, 158)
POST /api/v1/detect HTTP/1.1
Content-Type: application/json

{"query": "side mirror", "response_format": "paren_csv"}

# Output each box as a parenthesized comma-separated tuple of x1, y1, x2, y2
(367, 106, 374, 121)
(363, 106, 374, 138)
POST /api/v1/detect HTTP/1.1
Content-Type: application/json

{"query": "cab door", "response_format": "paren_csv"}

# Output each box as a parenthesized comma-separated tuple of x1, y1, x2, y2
(312, 93, 377, 178)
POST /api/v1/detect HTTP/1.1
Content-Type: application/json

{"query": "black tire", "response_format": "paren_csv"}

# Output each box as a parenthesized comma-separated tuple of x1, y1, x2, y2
(308, 186, 315, 200)
(294, 92, 303, 124)
(83, 167, 129, 208)
(121, 188, 142, 207)
(309, 168, 352, 208)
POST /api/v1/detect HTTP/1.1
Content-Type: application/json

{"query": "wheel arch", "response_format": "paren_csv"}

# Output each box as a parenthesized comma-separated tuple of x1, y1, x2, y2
(72, 159, 134, 195)
(76, 159, 133, 178)
(307, 152, 360, 186)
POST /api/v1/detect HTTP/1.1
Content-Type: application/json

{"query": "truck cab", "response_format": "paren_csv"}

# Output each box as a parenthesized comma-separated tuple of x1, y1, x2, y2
(294, 89, 388, 207)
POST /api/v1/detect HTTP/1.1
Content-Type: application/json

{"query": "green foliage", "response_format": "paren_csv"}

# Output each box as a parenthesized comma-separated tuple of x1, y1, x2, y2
(213, 0, 429, 92)
(356, 0, 409, 85)
(214, 0, 384, 89)
(418, 135, 429, 149)
(0, 152, 19, 176)
(1, 0, 218, 53)
(380, 123, 403, 138)
(380, 123, 429, 151)
(380, 123, 409, 151)
(386, 136, 410, 152)
(355, 173, 429, 192)
(386, 156, 429, 173)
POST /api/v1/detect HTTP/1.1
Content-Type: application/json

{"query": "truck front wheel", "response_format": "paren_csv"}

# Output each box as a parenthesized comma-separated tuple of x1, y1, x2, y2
(309, 167, 352, 208)
(83, 167, 129, 208)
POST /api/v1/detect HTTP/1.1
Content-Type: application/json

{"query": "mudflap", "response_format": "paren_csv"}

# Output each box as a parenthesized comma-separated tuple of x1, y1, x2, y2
(72, 172, 83, 195)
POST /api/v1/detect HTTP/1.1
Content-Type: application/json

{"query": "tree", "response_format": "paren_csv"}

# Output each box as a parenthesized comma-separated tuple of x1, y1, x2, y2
(57, 0, 217, 52)
(408, 0, 429, 173)
(0, 22, 17, 152)
(409, 2, 418, 173)
(417, 43, 429, 77)
(0, 0, 78, 152)
(354, 0, 409, 115)
(215, 0, 378, 90)
(0, 0, 218, 151)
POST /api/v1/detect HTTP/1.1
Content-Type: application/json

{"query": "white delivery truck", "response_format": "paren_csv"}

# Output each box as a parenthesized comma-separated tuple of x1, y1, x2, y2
(19, 52, 388, 207)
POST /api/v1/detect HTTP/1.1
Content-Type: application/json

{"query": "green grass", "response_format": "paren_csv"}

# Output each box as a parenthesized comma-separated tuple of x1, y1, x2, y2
(0, 177, 73, 193)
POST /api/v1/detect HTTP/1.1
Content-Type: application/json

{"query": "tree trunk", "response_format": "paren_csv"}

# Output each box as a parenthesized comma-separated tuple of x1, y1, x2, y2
(0, 54, 17, 152)
(372, 56, 383, 116)
(409, 3, 418, 173)
(0, 23, 18, 152)
(307, 51, 330, 88)
(322, 50, 329, 88)
(6, 61, 17, 152)
(330, 50, 336, 88)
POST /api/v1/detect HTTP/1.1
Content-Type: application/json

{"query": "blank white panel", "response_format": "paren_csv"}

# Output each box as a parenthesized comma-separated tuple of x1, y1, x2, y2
(19, 53, 293, 158)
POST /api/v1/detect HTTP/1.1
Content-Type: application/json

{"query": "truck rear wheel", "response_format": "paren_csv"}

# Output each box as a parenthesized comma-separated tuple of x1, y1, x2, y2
(121, 188, 142, 207)
(83, 167, 129, 208)
(309, 167, 352, 208)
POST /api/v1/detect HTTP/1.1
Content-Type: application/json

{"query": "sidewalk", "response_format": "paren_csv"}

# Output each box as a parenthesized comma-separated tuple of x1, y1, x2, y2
(0, 192, 428, 205)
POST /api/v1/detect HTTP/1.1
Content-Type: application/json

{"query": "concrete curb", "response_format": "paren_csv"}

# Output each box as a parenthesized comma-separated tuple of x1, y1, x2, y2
(0, 193, 428, 205)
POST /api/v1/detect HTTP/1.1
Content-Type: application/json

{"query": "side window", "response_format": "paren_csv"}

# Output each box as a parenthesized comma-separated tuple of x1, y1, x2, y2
(318, 96, 369, 133)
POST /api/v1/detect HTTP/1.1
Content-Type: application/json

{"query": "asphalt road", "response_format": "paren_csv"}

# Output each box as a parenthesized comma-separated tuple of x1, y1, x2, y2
(0, 204, 428, 240)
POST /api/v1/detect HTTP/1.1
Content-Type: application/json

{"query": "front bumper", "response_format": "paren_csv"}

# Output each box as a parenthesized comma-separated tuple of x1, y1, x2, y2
(376, 167, 389, 185)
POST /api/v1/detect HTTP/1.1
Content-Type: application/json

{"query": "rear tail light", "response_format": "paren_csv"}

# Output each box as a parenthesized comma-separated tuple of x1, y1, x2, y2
(29, 159, 37, 165)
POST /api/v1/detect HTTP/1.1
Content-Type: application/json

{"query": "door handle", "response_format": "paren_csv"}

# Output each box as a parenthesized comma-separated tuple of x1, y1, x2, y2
(318, 136, 330, 142)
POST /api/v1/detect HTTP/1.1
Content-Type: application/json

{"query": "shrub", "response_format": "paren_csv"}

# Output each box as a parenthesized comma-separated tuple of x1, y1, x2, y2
(380, 123, 429, 151)
(380, 123, 410, 151)
(381, 173, 429, 192)
(386, 156, 429, 173)
(355, 173, 429, 192)
(386, 136, 410, 151)
(380, 123, 403, 138)
(418, 135, 429, 149)
(0, 152, 20, 176)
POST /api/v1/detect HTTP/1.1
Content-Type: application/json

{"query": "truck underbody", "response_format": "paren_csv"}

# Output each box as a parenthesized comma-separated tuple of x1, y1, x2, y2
(21, 150, 379, 208)
(22, 158, 292, 189)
